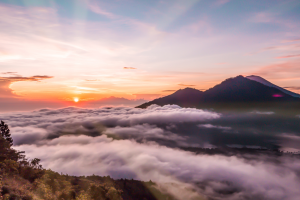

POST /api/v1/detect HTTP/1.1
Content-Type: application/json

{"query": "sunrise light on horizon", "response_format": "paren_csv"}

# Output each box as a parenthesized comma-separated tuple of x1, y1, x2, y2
(0, 0, 299, 111)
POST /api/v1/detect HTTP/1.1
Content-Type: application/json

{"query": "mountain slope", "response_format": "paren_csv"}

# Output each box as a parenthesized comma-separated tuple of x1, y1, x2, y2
(137, 75, 300, 108)
(246, 75, 300, 98)
(137, 88, 203, 108)
(201, 75, 296, 102)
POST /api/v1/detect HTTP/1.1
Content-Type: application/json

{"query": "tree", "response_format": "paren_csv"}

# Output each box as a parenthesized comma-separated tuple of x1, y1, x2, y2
(0, 120, 13, 147)
(0, 121, 15, 163)
(0, 121, 26, 163)
(0, 121, 45, 184)
(0, 121, 20, 170)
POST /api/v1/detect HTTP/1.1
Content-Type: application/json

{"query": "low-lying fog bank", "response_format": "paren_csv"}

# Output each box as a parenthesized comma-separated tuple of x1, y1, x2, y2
(1, 105, 300, 200)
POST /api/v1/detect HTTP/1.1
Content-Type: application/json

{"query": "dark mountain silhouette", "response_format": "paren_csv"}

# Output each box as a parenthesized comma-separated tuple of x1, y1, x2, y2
(137, 75, 300, 109)
(246, 75, 300, 98)
(137, 87, 204, 108)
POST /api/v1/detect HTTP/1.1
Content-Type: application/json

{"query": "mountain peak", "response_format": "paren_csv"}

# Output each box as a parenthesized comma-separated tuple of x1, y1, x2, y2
(137, 75, 300, 108)
(137, 87, 203, 108)
(246, 75, 300, 98)
(245, 75, 272, 85)
(202, 75, 298, 102)
(174, 87, 203, 95)
(235, 75, 244, 78)
(218, 75, 245, 84)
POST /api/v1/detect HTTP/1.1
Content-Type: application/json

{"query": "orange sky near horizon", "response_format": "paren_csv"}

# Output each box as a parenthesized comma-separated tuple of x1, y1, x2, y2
(7, 72, 222, 102)
(6, 70, 300, 103)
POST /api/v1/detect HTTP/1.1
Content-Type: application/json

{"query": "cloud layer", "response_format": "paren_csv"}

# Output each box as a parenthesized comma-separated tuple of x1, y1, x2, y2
(1, 105, 300, 199)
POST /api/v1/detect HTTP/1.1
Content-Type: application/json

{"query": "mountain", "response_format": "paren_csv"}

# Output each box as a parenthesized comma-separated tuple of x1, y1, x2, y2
(137, 88, 203, 108)
(246, 75, 300, 98)
(200, 75, 297, 102)
(87, 96, 147, 107)
(137, 75, 300, 109)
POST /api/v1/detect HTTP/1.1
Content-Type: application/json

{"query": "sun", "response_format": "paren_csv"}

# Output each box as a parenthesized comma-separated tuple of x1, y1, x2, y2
(74, 97, 79, 103)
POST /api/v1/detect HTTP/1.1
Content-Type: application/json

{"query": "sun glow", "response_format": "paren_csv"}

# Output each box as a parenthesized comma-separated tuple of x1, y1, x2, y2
(74, 97, 79, 102)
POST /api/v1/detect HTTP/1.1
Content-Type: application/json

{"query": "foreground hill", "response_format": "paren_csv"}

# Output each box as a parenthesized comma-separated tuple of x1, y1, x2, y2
(1, 169, 175, 200)
(0, 121, 175, 200)
(137, 75, 300, 110)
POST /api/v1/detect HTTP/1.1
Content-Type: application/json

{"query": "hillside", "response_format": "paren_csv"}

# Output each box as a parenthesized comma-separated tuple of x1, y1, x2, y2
(1, 169, 175, 200)
(0, 121, 175, 200)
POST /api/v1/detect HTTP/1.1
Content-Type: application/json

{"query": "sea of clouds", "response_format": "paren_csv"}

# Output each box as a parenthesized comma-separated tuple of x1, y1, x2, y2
(1, 105, 300, 200)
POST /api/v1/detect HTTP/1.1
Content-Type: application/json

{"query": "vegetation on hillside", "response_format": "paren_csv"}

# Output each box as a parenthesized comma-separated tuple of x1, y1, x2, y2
(0, 121, 176, 200)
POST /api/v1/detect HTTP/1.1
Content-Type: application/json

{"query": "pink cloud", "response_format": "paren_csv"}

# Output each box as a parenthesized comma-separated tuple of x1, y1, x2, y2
(0, 75, 53, 98)
(85, 1, 166, 41)
(86, 0, 165, 38)
(265, 44, 300, 51)
(124, 67, 136, 69)
(251, 44, 300, 55)
(250, 12, 296, 28)
(87, 2, 117, 19)
(276, 54, 300, 59)
(281, 38, 300, 43)
(0, 80, 18, 98)
(248, 59, 300, 79)
(0, 75, 53, 82)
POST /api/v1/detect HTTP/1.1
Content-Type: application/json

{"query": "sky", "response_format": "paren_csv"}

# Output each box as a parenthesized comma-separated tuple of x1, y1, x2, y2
(0, 0, 300, 110)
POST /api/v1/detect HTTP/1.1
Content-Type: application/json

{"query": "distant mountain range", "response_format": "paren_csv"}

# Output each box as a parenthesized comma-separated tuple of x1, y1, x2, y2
(87, 96, 147, 107)
(137, 75, 300, 109)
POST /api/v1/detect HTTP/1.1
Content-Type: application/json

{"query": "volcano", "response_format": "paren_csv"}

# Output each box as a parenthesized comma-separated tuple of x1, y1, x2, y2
(137, 75, 300, 109)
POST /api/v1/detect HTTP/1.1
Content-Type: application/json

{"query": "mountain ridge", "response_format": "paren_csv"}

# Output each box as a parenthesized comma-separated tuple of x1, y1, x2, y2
(245, 75, 300, 98)
(137, 75, 300, 109)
